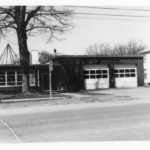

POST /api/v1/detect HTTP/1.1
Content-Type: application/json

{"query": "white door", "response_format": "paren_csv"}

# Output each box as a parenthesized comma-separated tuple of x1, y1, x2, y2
(114, 64, 137, 88)
(83, 65, 109, 90)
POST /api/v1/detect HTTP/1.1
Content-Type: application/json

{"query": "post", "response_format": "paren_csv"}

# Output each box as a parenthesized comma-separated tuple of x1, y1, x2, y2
(49, 61, 53, 99)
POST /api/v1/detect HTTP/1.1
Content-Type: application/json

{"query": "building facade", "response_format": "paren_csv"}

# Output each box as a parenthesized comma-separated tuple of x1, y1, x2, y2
(139, 49, 150, 85)
(0, 54, 144, 93)
(51, 55, 144, 92)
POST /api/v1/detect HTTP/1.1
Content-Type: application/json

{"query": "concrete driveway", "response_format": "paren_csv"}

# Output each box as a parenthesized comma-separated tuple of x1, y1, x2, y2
(61, 87, 150, 101)
(90, 87, 150, 100)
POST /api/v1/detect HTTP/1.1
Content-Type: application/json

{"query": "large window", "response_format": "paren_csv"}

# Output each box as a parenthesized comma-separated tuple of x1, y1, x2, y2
(83, 69, 108, 79)
(114, 68, 136, 78)
(0, 70, 38, 87)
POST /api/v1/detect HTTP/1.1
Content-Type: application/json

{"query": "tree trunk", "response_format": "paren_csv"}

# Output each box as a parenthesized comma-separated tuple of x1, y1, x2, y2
(17, 28, 30, 95)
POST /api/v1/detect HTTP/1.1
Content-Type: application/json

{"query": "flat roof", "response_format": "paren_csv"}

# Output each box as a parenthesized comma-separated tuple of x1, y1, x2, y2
(52, 55, 143, 60)
(0, 64, 51, 67)
(139, 49, 150, 54)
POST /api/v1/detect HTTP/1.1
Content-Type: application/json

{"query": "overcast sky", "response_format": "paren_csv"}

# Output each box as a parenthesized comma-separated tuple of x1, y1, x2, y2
(1, 1, 150, 57)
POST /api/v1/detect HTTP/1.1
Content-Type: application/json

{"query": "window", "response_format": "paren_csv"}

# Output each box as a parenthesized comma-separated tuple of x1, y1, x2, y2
(29, 70, 35, 85)
(7, 71, 15, 85)
(114, 68, 136, 78)
(0, 70, 38, 87)
(0, 71, 5, 86)
(17, 70, 22, 86)
(83, 69, 108, 79)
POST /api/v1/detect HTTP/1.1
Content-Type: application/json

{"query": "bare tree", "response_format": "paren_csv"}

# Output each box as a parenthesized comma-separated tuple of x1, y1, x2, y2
(86, 43, 112, 55)
(85, 40, 147, 56)
(39, 49, 64, 63)
(39, 50, 52, 63)
(0, 6, 74, 94)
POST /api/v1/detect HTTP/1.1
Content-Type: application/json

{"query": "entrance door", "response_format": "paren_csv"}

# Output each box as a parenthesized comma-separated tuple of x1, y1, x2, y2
(42, 73, 49, 90)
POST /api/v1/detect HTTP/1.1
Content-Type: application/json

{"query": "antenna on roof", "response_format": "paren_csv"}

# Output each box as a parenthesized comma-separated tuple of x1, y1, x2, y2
(54, 49, 56, 56)
(0, 43, 20, 65)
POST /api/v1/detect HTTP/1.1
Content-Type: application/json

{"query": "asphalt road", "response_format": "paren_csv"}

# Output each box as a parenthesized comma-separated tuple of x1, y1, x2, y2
(1, 101, 150, 142)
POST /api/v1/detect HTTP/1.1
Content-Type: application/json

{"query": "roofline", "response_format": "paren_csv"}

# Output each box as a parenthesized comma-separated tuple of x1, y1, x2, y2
(51, 55, 143, 60)
(0, 64, 49, 67)
(139, 49, 150, 54)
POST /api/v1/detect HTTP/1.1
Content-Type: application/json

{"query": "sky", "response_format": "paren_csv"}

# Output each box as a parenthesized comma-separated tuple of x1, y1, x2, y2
(1, 1, 150, 58)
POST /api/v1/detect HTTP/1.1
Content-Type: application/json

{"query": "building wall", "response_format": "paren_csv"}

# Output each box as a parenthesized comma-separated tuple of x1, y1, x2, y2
(52, 56, 144, 92)
(144, 53, 150, 84)
(0, 57, 144, 93)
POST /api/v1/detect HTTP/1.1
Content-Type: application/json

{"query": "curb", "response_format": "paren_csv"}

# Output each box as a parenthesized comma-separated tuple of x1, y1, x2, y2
(0, 96, 72, 103)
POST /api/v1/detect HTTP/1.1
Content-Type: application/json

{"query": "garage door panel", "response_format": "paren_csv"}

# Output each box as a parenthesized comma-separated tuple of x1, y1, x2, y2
(84, 82, 109, 89)
(114, 65, 137, 88)
(84, 65, 109, 90)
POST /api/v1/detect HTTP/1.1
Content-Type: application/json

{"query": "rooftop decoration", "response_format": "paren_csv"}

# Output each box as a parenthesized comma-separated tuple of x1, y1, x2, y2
(0, 43, 20, 65)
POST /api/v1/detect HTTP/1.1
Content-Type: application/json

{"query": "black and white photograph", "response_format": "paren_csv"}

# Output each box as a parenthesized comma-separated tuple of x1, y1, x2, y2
(0, 0, 150, 149)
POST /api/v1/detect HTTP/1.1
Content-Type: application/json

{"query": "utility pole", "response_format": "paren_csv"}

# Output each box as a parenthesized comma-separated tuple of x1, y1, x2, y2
(49, 61, 53, 99)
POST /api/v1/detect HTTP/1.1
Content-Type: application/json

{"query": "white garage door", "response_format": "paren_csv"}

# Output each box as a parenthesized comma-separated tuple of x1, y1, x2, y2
(83, 65, 109, 90)
(114, 64, 137, 88)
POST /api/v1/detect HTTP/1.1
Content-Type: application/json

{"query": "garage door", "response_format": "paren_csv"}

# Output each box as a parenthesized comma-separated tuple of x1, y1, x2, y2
(114, 64, 137, 88)
(83, 65, 109, 90)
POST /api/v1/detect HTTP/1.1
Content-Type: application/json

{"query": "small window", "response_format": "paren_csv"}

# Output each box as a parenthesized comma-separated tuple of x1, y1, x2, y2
(120, 74, 124, 77)
(131, 74, 136, 77)
(90, 75, 95, 79)
(96, 75, 101, 78)
(119, 69, 124, 73)
(7, 71, 15, 85)
(90, 70, 95, 74)
(125, 69, 130, 73)
(125, 74, 130, 77)
(17, 75, 22, 81)
(96, 70, 101, 74)
(102, 70, 107, 73)
(131, 69, 135, 73)
(102, 75, 108, 78)
(83, 70, 89, 74)
(114, 70, 119, 73)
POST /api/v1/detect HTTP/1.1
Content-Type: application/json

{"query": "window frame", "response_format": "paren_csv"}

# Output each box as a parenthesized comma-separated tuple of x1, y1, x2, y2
(114, 68, 136, 78)
(0, 69, 40, 87)
(83, 69, 109, 79)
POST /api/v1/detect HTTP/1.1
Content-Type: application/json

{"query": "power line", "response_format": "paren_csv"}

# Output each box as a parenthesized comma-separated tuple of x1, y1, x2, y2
(75, 12, 150, 18)
(77, 16, 150, 22)
(66, 6, 150, 12)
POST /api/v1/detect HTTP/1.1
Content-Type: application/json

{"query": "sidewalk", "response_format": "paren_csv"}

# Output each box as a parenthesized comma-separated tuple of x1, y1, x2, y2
(0, 87, 150, 110)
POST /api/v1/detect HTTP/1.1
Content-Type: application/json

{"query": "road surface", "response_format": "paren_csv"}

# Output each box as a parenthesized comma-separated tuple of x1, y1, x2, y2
(0, 101, 150, 142)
